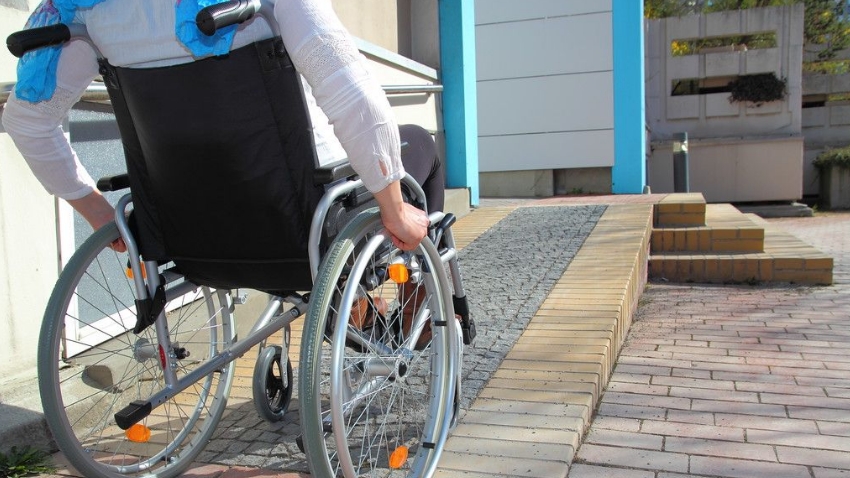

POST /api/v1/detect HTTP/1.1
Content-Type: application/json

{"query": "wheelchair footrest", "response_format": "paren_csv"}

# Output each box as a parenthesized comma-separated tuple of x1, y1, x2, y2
(115, 400, 152, 430)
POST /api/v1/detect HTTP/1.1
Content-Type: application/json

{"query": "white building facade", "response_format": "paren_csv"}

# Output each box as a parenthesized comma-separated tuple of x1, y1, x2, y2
(474, 0, 646, 197)
(645, 5, 805, 203)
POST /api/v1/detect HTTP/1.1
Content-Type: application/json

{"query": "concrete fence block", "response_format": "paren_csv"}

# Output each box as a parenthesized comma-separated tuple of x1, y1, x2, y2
(802, 107, 828, 128)
(803, 74, 830, 95)
(744, 48, 780, 75)
(705, 51, 741, 77)
(667, 95, 700, 119)
(706, 10, 742, 37)
(832, 74, 850, 95)
(705, 93, 740, 117)
(830, 105, 850, 126)
(746, 6, 782, 34)
(668, 56, 699, 80)
(666, 15, 700, 43)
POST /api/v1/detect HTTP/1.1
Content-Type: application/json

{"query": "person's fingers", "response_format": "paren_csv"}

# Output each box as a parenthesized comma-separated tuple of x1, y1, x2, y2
(110, 238, 127, 253)
(392, 235, 413, 251)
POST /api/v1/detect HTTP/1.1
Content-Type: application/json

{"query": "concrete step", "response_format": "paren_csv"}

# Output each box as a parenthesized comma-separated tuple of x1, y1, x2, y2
(654, 192, 706, 227)
(736, 202, 814, 218)
(649, 215, 833, 285)
(444, 187, 470, 219)
(651, 203, 765, 254)
(650, 193, 832, 284)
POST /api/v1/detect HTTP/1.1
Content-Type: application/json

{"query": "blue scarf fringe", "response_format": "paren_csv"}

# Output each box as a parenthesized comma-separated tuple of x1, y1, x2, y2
(16, 0, 236, 102)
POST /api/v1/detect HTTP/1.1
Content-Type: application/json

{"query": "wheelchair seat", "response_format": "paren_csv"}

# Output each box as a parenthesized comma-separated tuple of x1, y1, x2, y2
(101, 36, 348, 292)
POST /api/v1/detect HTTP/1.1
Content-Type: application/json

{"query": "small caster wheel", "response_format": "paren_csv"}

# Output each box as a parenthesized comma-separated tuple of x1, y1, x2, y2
(252, 345, 293, 422)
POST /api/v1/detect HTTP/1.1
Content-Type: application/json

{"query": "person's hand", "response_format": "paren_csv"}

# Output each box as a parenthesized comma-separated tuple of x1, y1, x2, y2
(373, 181, 429, 251)
(67, 191, 127, 252)
(382, 202, 429, 251)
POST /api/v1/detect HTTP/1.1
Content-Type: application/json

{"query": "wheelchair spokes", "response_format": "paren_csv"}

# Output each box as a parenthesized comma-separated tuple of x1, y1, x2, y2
(300, 210, 457, 478)
(39, 223, 237, 478)
(39, 207, 466, 478)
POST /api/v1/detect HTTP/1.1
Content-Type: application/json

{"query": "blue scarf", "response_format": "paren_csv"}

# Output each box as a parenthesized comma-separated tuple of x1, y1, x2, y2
(16, 0, 237, 102)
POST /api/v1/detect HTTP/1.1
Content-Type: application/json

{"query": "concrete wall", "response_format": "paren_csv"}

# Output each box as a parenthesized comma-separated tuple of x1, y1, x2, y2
(357, 42, 440, 133)
(802, 48, 850, 197)
(475, 1, 615, 197)
(332, 0, 398, 53)
(649, 136, 803, 202)
(646, 5, 803, 140)
(646, 5, 804, 203)
(0, 1, 57, 382)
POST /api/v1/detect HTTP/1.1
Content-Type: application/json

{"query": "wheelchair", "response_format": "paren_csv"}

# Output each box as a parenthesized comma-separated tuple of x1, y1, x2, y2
(7, 2, 474, 477)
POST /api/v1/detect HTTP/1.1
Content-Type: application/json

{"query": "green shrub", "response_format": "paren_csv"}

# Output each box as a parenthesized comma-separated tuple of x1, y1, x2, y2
(728, 73, 787, 105)
(0, 446, 55, 478)
(813, 145, 850, 170)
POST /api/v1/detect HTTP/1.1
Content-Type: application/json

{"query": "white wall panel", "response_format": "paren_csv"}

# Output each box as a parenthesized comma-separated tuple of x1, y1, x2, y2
(475, 0, 611, 25)
(479, 130, 614, 172)
(477, 13, 612, 81)
(476, 0, 615, 174)
(478, 72, 613, 136)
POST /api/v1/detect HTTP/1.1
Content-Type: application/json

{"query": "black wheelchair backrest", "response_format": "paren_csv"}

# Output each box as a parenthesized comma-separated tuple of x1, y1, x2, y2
(103, 37, 326, 292)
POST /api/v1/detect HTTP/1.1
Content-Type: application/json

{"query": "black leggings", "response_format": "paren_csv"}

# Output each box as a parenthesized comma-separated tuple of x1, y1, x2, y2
(398, 124, 445, 213)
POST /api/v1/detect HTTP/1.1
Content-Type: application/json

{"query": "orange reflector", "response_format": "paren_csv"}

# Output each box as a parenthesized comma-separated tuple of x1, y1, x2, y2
(126, 266, 146, 279)
(388, 263, 409, 283)
(388, 445, 408, 469)
(125, 424, 151, 443)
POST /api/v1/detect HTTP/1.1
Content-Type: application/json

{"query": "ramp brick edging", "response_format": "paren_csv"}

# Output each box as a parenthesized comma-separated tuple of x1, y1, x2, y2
(436, 204, 653, 478)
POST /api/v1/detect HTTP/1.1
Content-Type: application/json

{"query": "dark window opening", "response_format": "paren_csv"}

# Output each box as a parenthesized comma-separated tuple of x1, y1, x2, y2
(671, 76, 737, 96)
(803, 94, 827, 108)
(803, 93, 850, 108)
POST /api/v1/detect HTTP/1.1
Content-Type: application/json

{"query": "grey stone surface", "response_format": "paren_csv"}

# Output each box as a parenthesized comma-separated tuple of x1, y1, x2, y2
(0, 205, 604, 469)
(198, 204, 605, 470)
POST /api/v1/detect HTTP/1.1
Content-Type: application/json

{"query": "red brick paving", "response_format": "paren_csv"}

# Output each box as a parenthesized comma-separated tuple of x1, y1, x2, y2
(571, 210, 850, 478)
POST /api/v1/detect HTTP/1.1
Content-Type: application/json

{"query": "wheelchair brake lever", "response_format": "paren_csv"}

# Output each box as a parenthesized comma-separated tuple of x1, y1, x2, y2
(430, 213, 456, 247)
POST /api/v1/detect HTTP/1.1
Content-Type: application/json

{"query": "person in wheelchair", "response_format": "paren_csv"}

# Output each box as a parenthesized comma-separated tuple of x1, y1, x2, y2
(3, 0, 445, 253)
(4, 2, 471, 477)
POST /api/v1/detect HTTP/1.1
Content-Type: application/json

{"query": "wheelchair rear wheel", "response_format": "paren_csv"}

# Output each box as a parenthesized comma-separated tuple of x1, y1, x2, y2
(38, 222, 236, 478)
(299, 209, 458, 478)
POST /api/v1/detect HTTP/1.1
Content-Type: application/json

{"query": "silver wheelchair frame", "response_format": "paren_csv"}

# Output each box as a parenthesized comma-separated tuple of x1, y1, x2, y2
(12, 2, 472, 476)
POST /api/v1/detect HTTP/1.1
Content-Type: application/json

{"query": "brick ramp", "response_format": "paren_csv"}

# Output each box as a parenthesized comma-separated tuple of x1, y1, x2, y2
(436, 204, 653, 477)
(42, 203, 653, 478)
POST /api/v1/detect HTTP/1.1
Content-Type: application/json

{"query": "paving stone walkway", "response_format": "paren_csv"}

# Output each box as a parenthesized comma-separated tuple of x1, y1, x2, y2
(570, 211, 850, 478)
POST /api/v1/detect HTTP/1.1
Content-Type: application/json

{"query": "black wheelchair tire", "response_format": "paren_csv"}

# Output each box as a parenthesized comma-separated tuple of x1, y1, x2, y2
(252, 345, 294, 422)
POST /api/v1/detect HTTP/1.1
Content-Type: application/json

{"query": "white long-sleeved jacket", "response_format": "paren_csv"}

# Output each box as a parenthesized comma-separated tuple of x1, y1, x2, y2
(2, 0, 404, 200)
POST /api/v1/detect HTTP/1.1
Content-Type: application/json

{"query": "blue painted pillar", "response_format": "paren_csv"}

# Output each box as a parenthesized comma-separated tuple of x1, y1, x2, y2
(611, 0, 647, 194)
(438, 0, 479, 206)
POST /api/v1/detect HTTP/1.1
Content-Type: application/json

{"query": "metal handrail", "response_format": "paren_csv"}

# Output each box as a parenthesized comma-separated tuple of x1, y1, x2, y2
(0, 82, 441, 106)
(383, 84, 443, 95)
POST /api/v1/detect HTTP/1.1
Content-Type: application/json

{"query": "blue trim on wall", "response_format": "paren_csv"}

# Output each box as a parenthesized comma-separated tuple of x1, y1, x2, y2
(612, 0, 646, 194)
(438, 0, 479, 206)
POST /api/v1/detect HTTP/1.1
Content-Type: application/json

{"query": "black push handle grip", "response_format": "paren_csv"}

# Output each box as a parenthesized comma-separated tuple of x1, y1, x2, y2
(6, 24, 71, 58)
(196, 0, 259, 36)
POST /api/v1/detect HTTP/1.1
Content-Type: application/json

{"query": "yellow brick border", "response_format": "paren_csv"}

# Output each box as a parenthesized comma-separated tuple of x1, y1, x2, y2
(437, 204, 653, 477)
